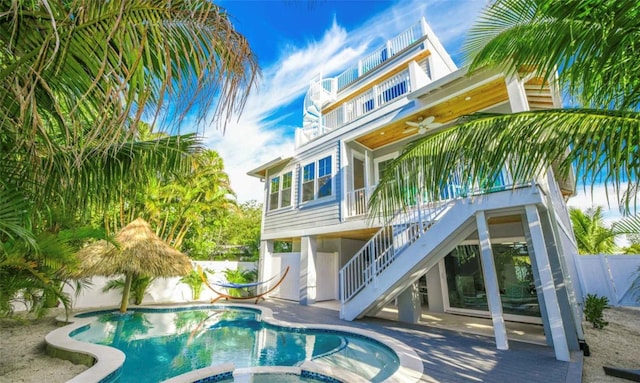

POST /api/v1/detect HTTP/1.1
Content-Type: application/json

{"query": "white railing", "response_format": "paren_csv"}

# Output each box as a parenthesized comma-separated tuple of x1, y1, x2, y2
(336, 19, 426, 92)
(346, 186, 377, 217)
(339, 168, 517, 303)
(376, 69, 411, 108)
(340, 196, 452, 302)
(320, 69, 411, 132)
(389, 22, 423, 56)
(295, 124, 335, 147)
(295, 17, 428, 148)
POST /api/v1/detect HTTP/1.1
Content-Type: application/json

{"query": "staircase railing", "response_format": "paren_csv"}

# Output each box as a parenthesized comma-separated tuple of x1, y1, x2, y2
(339, 195, 452, 303)
(339, 168, 517, 304)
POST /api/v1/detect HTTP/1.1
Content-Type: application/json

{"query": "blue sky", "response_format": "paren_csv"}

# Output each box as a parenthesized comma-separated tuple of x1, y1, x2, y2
(205, 0, 486, 202)
(202, 0, 622, 229)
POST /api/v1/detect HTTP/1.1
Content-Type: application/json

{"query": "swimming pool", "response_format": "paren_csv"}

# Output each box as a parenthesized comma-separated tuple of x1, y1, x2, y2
(46, 304, 423, 383)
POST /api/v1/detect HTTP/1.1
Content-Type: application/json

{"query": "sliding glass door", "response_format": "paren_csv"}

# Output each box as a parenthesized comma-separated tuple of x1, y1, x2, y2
(443, 242, 541, 322)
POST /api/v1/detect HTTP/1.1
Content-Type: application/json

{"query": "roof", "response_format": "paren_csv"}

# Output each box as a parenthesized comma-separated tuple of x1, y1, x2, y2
(247, 156, 293, 179)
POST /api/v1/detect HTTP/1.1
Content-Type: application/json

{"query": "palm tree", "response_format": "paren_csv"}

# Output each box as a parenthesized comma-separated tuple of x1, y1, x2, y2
(0, 1, 258, 314)
(371, 0, 639, 217)
(1, 0, 258, 235)
(570, 207, 616, 254)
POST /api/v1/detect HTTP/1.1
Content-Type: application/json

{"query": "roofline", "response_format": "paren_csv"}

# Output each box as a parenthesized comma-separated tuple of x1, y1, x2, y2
(247, 156, 293, 179)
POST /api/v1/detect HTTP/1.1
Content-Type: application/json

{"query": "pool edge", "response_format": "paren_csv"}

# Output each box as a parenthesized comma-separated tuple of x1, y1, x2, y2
(48, 303, 424, 383)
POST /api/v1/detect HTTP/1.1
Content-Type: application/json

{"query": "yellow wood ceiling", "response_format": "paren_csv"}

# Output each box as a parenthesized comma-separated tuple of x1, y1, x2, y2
(355, 77, 510, 150)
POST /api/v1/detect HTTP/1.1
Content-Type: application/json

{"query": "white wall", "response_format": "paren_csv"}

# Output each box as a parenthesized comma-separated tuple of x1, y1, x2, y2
(62, 261, 258, 310)
(574, 254, 640, 306)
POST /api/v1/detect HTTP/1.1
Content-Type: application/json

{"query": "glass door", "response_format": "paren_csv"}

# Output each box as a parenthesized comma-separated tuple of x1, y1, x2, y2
(443, 243, 541, 323)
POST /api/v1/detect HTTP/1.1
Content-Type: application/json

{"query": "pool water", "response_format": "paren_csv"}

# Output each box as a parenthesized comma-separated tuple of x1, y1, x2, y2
(71, 307, 399, 382)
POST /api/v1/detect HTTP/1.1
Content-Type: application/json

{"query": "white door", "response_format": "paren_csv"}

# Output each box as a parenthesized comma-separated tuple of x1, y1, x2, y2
(315, 252, 338, 301)
(271, 252, 300, 301)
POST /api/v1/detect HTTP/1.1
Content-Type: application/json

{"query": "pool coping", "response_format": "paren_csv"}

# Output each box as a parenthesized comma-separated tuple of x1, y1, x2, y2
(46, 303, 424, 383)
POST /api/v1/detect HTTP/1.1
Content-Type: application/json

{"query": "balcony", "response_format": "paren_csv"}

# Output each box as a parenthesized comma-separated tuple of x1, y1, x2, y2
(296, 19, 431, 148)
(344, 168, 515, 219)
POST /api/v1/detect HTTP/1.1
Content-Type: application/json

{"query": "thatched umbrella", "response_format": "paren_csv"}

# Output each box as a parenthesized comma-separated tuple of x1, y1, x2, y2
(76, 218, 192, 313)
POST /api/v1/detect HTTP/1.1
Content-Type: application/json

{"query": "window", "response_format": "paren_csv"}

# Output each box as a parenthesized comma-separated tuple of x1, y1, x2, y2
(301, 155, 333, 203)
(318, 156, 332, 198)
(302, 163, 315, 202)
(281, 172, 292, 207)
(269, 177, 280, 211)
(375, 153, 398, 183)
(268, 171, 293, 210)
(377, 158, 394, 181)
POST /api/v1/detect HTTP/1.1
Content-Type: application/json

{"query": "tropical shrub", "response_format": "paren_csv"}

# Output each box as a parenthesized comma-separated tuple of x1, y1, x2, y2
(103, 275, 155, 305)
(584, 294, 609, 329)
(180, 270, 206, 301)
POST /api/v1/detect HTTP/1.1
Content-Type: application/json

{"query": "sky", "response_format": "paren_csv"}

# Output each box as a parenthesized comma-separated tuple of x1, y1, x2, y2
(201, 0, 624, 231)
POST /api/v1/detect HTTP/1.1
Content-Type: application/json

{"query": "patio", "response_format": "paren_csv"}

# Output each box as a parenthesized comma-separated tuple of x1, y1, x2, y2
(260, 299, 582, 383)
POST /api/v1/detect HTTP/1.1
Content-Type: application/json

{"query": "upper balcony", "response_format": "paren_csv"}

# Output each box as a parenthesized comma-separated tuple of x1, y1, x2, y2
(295, 18, 447, 148)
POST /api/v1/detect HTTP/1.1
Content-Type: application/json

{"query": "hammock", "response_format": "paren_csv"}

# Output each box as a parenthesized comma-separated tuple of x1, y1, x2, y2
(199, 266, 289, 304)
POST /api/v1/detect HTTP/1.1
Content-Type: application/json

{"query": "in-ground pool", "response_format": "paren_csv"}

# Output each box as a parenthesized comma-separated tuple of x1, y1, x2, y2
(70, 306, 400, 382)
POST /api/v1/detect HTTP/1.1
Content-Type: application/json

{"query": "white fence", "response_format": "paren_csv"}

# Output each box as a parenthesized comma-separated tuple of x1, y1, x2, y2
(49, 261, 257, 311)
(574, 254, 640, 306)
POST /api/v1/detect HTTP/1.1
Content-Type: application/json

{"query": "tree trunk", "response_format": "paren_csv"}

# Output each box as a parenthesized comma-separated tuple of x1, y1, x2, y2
(120, 273, 133, 313)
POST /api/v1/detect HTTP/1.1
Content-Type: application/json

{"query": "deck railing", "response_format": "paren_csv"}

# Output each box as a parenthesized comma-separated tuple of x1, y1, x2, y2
(336, 19, 425, 92)
(295, 19, 428, 148)
(346, 185, 377, 217)
(321, 69, 411, 131)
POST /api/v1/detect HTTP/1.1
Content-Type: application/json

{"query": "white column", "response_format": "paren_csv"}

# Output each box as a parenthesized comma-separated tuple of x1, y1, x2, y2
(476, 211, 508, 350)
(426, 262, 444, 312)
(505, 73, 530, 113)
(259, 240, 274, 295)
(525, 205, 570, 361)
(300, 236, 317, 305)
(408, 60, 430, 91)
(397, 282, 421, 323)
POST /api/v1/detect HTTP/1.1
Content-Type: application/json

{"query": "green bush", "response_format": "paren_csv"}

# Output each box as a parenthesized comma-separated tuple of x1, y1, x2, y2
(584, 294, 609, 329)
(179, 269, 206, 300)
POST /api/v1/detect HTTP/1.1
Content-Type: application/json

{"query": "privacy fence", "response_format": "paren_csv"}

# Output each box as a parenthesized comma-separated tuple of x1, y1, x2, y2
(574, 254, 640, 307)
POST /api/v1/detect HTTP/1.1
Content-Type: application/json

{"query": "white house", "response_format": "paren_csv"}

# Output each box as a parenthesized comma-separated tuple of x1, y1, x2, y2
(248, 18, 584, 362)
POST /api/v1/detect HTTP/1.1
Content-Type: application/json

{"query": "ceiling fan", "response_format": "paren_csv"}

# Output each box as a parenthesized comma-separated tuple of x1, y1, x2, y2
(404, 116, 442, 134)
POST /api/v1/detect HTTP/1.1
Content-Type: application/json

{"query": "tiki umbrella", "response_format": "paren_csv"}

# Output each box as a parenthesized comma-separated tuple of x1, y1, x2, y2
(76, 218, 192, 313)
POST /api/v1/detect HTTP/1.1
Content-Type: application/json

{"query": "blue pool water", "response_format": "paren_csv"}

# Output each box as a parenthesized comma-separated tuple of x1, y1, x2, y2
(71, 307, 399, 383)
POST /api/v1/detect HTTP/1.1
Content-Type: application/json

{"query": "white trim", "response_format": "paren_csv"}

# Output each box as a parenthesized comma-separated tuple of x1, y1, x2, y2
(374, 152, 399, 184)
(267, 168, 294, 212)
(299, 153, 336, 205)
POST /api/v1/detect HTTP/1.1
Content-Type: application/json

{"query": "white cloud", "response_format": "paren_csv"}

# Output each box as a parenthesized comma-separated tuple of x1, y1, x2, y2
(205, 0, 485, 203)
(567, 184, 634, 247)
(567, 184, 623, 224)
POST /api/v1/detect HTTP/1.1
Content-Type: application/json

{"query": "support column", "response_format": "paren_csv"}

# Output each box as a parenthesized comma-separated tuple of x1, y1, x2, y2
(476, 211, 508, 350)
(258, 240, 274, 295)
(300, 236, 317, 305)
(525, 205, 570, 361)
(397, 283, 421, 323)
(426, 262, 445, 312)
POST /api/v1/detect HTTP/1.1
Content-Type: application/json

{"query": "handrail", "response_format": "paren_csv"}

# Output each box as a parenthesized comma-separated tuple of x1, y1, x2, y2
(340, 195, 451, 303)
(339, 168, 517, 304)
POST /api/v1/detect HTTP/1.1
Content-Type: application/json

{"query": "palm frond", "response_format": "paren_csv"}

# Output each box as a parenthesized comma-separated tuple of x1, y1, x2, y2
(370, 109, 640, 219)
(0, 188, 37, 250)
(465, 0, 640, 109)
(612, 214, 640, 237)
